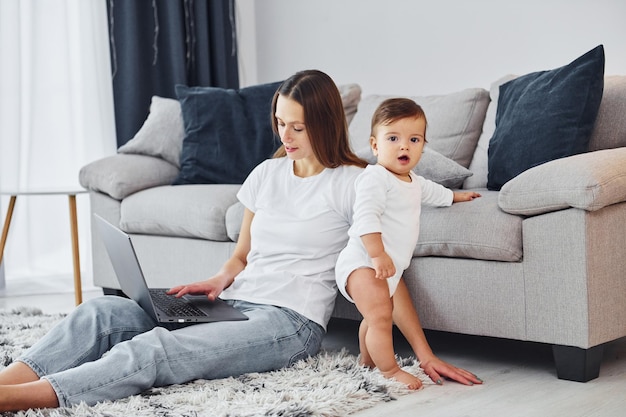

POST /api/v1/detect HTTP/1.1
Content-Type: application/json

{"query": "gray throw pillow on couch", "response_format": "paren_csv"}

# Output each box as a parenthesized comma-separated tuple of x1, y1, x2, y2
(79, 154, 179, 200)
(118, 96, 185, 168)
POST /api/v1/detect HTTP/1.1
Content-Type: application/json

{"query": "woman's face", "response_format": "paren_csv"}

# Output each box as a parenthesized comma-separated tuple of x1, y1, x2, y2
(275, 95, 315, 162)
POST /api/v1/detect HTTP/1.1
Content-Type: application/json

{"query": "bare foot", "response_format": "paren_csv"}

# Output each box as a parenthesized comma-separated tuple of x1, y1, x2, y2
(383, 368, 422, 390)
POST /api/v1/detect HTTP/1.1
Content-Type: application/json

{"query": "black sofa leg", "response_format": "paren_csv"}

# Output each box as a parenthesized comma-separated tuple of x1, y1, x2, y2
(102, 287, 128, 298)
(552, 344, 603, 382)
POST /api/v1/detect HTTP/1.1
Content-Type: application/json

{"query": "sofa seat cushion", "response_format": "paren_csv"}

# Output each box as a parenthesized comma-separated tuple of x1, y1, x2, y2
(415, 191, 523, 262)
(120, 184, 240, 241)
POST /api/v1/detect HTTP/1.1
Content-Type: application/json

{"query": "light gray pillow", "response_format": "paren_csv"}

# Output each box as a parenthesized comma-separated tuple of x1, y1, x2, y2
(463, 75, 518, 189)
(338, 83, 361, 125)
(118, 96, 185, 168)
(349, 88, 490, 168)
(356, 146, 472, 189)
(79, 154, 179, 200)
(498, 147, 626, 216)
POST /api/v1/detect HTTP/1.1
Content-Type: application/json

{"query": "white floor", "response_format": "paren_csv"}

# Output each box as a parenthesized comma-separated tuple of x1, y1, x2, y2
(1, 274, 625, 417)
(0, 274, 102, 313)
(331, 320, 626, 417)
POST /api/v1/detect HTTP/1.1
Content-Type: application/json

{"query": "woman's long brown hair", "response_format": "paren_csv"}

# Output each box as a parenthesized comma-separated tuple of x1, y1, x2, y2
(271, 70, 367, 169)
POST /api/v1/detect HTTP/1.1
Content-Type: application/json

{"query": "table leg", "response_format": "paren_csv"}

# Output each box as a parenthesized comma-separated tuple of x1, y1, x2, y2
(0, 196, 17, 267)
(68, 195, 83, 305)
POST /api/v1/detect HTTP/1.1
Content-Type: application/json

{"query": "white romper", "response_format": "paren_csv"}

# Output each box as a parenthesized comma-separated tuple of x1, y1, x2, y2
(335, 163, 452, 302)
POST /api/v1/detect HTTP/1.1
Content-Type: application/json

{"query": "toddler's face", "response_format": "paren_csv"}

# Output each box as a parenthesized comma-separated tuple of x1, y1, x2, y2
(370, 116, 426, 180)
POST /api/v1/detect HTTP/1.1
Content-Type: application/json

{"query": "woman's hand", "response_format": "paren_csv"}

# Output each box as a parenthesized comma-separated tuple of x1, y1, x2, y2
(167, 278, 225, 301)
(419, 355, 483, 386)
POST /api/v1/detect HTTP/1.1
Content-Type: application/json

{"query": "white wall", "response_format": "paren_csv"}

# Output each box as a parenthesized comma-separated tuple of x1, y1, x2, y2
(236, 0, 626, 96)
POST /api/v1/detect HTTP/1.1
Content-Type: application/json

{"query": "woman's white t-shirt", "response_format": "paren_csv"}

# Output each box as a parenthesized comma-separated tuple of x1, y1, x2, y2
(220, 157, 363, 329)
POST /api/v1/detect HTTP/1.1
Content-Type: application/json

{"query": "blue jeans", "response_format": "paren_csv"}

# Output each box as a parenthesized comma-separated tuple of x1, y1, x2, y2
(18, 296, 324, 407)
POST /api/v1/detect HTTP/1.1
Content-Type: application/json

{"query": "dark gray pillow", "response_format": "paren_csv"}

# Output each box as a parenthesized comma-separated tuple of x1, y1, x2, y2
(173, 81, 283, 185)
(487, 45, 605, 191)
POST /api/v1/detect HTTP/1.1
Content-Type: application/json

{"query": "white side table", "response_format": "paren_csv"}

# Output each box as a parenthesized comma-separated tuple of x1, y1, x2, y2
(0, 187, 88, 305)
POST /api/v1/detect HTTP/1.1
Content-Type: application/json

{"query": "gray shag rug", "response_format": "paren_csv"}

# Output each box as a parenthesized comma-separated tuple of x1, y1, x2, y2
(0, 307, 432, 417)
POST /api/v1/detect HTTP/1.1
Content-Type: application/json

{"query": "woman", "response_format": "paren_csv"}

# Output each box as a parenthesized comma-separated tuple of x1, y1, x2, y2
(0, 70, 480, 412)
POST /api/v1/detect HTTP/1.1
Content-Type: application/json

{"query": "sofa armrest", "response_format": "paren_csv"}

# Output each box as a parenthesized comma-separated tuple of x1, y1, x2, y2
(498, 147, 626, 216)
(79, 154, 179, 200)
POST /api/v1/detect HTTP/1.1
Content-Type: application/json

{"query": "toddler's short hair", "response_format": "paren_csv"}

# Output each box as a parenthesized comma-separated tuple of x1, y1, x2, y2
(370, 98, 427, 139)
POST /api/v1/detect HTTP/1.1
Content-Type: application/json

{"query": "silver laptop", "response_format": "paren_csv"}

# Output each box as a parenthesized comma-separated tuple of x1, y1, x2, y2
(94, 214, 248, 324)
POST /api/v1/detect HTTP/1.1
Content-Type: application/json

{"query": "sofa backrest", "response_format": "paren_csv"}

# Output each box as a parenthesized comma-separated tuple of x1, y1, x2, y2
(588, 75, 626, 151)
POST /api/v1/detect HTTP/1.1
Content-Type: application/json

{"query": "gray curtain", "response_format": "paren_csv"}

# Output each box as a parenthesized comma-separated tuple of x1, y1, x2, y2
(107, 0, 239, 147)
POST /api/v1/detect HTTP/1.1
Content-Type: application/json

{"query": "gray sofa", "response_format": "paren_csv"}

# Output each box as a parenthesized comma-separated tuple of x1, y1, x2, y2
(79, 72, 626, 383)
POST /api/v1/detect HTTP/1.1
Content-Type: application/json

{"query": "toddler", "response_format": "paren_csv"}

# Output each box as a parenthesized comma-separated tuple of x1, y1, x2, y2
(336, 98, 480, 388)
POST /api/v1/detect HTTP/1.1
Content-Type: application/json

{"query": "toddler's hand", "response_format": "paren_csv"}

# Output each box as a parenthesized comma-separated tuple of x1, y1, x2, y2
(453, 191, 481, 203)
(372, 252, 396, 279)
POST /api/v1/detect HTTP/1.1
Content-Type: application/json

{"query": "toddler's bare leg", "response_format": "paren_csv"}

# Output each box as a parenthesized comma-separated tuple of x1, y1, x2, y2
(347, 269, 422, 390)
(358, 319, 375, 368)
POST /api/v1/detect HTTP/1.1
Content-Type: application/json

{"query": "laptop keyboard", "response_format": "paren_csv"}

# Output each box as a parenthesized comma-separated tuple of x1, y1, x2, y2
(149, 289, 207, 317)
